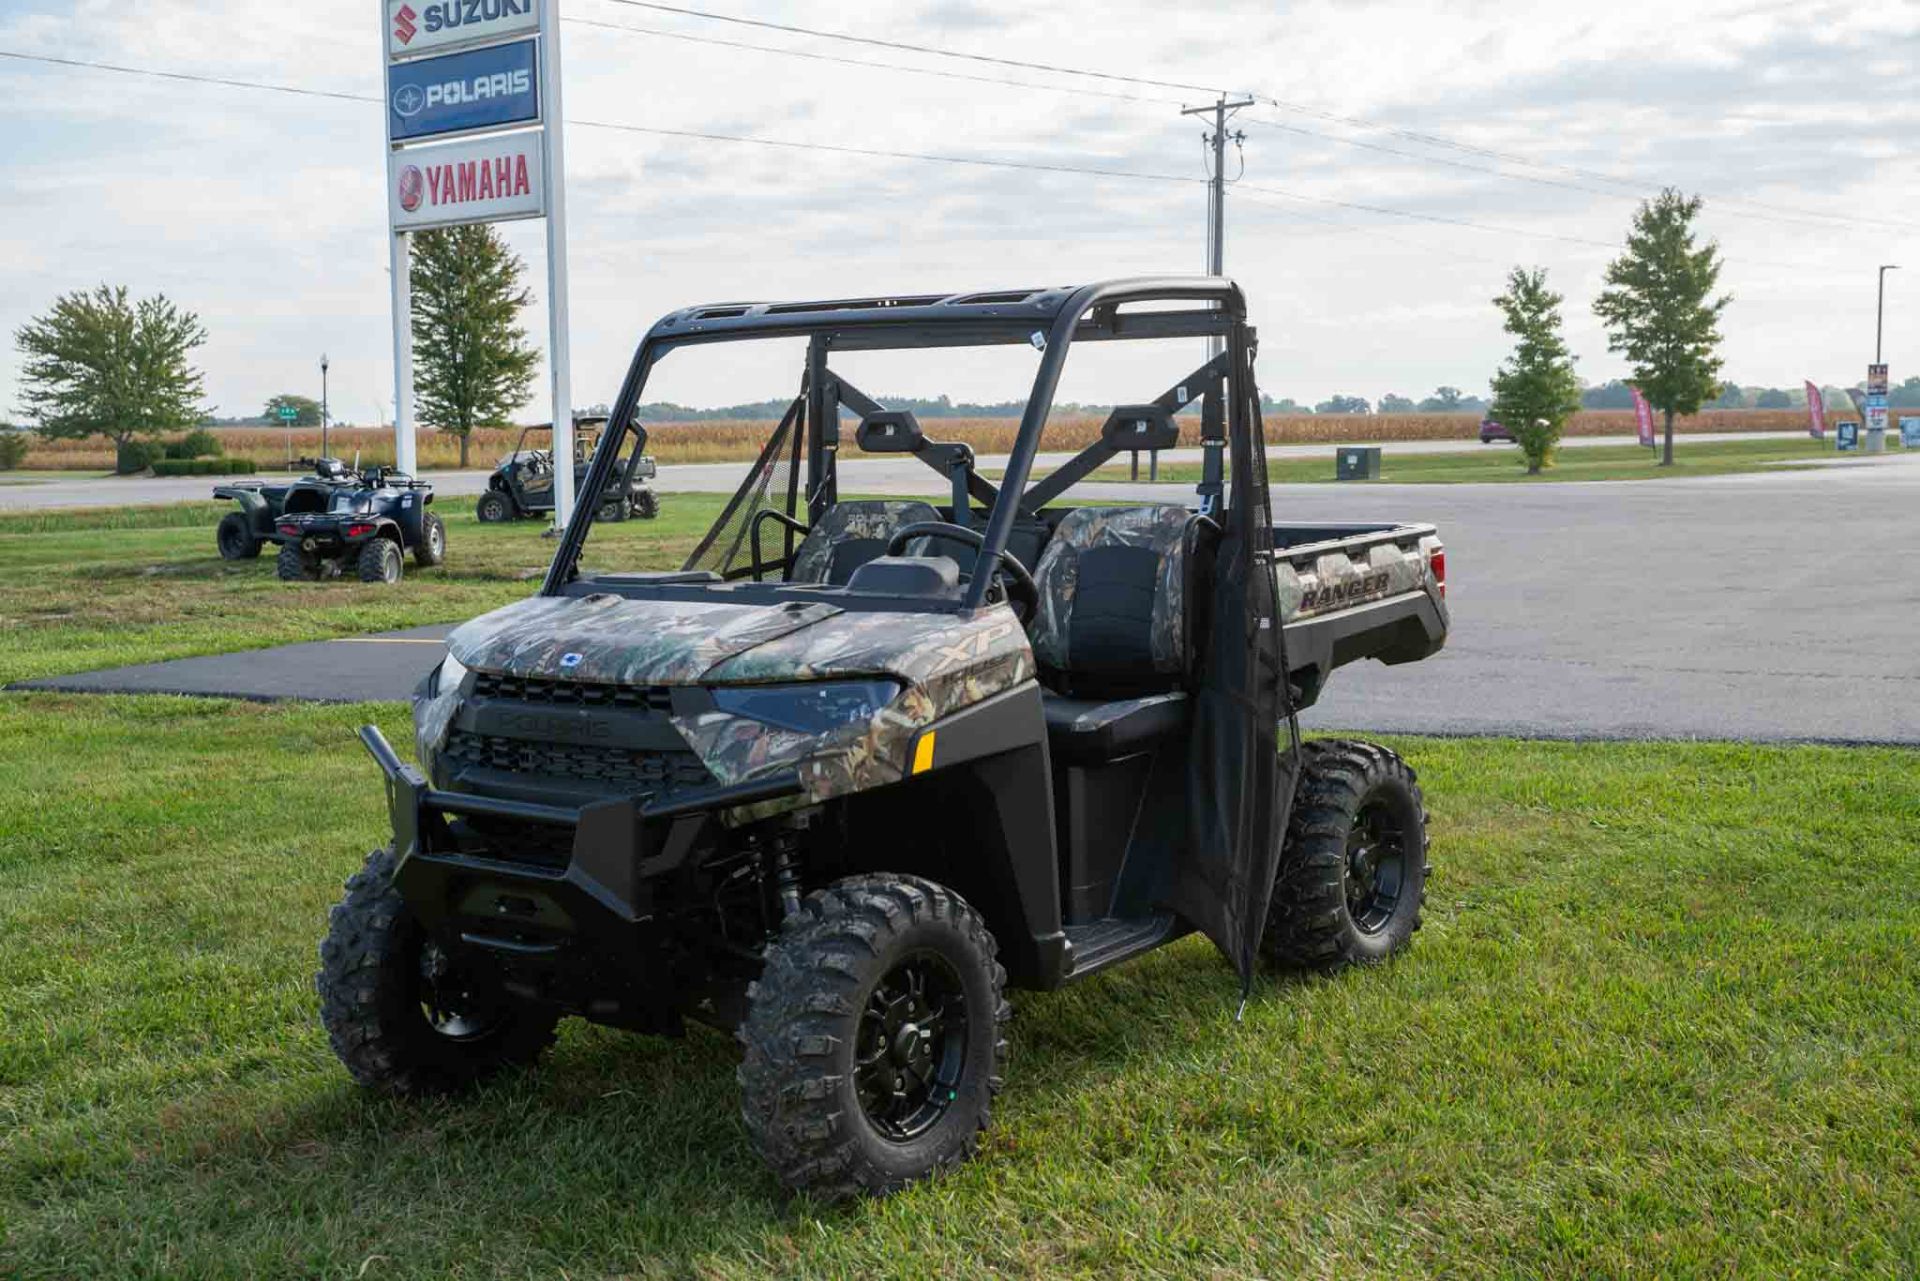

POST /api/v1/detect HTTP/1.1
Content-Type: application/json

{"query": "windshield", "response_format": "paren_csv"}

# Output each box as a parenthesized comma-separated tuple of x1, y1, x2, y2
(546, 280, 1245, 607)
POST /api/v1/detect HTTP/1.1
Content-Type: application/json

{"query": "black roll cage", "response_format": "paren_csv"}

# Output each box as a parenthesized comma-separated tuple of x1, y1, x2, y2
(544, 276, 1250, 611)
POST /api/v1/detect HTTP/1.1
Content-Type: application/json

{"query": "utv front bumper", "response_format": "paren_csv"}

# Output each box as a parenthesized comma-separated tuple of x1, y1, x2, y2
(358, 725, 801, 1028)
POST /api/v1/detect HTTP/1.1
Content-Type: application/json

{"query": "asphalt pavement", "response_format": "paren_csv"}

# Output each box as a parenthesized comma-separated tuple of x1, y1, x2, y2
(9, 448, 1919, 744)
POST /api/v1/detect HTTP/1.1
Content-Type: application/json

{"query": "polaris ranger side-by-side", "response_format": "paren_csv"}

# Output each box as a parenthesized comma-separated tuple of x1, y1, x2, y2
(477, 418, 659, 524)
(321, 278, 1449, 1199)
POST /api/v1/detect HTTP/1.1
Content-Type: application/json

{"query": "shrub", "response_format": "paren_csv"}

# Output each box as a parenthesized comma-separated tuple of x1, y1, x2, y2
(151, 457, 254, 476)
(164, 429, 223, 460)
(116, 440, 162, 474)
(0, 432, 29, 470)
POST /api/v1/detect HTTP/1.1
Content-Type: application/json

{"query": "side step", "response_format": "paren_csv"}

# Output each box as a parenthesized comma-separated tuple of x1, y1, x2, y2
(1060, 913, 1188, 982)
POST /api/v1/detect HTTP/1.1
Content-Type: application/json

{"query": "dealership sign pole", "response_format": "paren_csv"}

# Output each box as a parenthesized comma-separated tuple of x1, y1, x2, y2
(384, 0, 572, 524)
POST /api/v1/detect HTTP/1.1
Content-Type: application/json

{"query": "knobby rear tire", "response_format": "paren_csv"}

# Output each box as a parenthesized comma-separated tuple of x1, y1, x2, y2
(357, 537, 403, 584)
(1263, 738, 1431, 973)
(216, 512, 262, 560)
(275, 541, 319, 581)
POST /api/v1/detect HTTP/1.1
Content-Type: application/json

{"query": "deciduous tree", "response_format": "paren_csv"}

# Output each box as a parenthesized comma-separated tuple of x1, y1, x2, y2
(1488, 267, 1582, 475)
(263, 393, 323, 426)
(1594, 190, 1730, 466)
(14, 286, 207, 456)
(410, 225, 539, 467)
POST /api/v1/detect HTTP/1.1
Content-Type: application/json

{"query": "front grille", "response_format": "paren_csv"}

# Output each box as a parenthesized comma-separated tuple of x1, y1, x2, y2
(472, 673, 671, 711)
(459, 815, 574, 872)
(443, 730, 713, 796)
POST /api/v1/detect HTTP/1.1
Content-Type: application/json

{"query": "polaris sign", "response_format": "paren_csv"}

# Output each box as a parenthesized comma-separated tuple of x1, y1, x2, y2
(388, 0, 540, 60)
(387, 39, 539, 143)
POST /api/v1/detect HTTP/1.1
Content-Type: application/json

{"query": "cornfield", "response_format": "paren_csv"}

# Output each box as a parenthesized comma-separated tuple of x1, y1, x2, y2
(16, 409, 1816, 471)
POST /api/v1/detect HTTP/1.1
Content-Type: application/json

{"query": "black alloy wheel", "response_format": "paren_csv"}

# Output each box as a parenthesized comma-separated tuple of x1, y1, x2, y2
(1343, 800, 1409, 935)
(854, 950, 970, 1141)
(1262, 739, 1431, 971)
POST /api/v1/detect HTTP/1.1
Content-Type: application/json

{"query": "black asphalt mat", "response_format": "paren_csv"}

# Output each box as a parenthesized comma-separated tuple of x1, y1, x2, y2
(7, 625, 453, 704)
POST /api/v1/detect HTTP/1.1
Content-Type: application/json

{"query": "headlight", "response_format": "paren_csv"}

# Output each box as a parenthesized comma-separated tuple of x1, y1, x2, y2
(711, 680, 900, 735)
(430, 653, 469, 697)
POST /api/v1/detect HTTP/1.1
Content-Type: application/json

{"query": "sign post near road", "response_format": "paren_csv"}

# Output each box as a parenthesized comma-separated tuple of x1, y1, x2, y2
(278, 403, 298, 467)
(1865, 362, 1889, 449)
(383, 0, 573, 524)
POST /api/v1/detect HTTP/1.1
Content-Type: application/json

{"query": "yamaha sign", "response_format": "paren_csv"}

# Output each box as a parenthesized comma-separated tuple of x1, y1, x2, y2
(388, 0, 540, 59)
(389, 132, 545, 231)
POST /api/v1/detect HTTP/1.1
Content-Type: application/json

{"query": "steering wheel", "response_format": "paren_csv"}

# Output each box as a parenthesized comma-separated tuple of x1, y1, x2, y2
(886, 521, 1038, 620)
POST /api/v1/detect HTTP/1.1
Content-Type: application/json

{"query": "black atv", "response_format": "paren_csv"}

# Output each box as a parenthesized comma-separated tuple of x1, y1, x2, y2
(476, 418, 659, 524)
(216, 458, 445, 584)
(322, 278, 1450, 1199)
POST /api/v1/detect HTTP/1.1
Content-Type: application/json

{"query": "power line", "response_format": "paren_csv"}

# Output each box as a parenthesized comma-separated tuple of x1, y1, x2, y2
(571, 6, 1919, 237)
(0, 47, 373, 103)
(1248, 93, 1920, 235)
(0, 45, 1852, 275)
(566, 14, 1188, 106)
(595, 0, 1242, 97)
(1240, 113, 1900, 236)
(0, 46, 1204, 188)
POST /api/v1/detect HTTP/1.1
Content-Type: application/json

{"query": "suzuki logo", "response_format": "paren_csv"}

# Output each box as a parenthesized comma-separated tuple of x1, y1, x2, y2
(392, 83, 426, 117)
(393, 4, 418, 44)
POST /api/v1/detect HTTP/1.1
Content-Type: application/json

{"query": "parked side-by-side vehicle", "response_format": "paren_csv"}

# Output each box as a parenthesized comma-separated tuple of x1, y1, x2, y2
(319, 278, 1450, 1199)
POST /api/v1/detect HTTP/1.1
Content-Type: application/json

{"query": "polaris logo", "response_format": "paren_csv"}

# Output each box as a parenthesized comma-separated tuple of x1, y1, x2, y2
(392, 69, 530, 117)
(1299, 571, 1392, 612)
(495, 710, 613, 742)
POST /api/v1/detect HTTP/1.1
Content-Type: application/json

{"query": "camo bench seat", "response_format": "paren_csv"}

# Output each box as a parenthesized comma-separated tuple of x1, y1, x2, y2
(787, 500, 940, 586)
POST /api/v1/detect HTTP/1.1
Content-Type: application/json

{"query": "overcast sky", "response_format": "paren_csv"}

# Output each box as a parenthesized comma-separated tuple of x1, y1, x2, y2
(2, 0, 1916, 423)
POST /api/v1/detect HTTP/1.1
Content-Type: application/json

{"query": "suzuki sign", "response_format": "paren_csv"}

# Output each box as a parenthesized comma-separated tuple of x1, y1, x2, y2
(389, 131, 546, 231)
(387, 38, 539, 143)
(388, 0, 540, 60)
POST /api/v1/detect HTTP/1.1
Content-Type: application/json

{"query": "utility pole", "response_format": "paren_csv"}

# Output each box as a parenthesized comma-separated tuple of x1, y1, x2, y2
(1876, 264, 1899, 363)
(1182, 94, 1252, 357)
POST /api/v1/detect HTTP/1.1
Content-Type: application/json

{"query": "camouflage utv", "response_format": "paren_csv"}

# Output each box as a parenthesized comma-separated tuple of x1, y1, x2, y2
(322, 278, 1450, 1198)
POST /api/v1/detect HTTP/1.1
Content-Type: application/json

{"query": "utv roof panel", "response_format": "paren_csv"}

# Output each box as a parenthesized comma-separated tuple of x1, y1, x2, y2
(647, 277, 1241, 350)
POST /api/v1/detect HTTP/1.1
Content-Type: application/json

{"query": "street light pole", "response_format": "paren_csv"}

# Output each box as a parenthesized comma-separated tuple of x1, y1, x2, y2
(1876, 265, 1899, 364)
(320, 353, 331, 460)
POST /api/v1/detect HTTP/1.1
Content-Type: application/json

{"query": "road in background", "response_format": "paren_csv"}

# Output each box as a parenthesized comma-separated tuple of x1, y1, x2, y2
(10, 450, 1918, 744)
(0, 431, 1800, 511)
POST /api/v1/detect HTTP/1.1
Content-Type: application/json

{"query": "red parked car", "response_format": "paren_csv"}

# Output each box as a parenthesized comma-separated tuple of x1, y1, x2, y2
(1479, 417, 1515, 443)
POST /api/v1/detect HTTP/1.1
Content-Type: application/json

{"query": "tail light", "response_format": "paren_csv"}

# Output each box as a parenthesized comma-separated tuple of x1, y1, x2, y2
(346, 522, 376, 538)
(277, 523, 299, 536)
(1428, 544, 1446, 599)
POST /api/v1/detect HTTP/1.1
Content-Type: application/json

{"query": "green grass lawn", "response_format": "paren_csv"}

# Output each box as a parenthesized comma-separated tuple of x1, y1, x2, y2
(0, 697, 1914, 1278)
(0, 498, 725, 686)
(994, 435, 1869, 486)
(0, 470, 106, 485)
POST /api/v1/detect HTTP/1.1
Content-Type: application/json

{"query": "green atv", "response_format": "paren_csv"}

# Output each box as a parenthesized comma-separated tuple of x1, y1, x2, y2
(321, 278, 1450, 1198)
